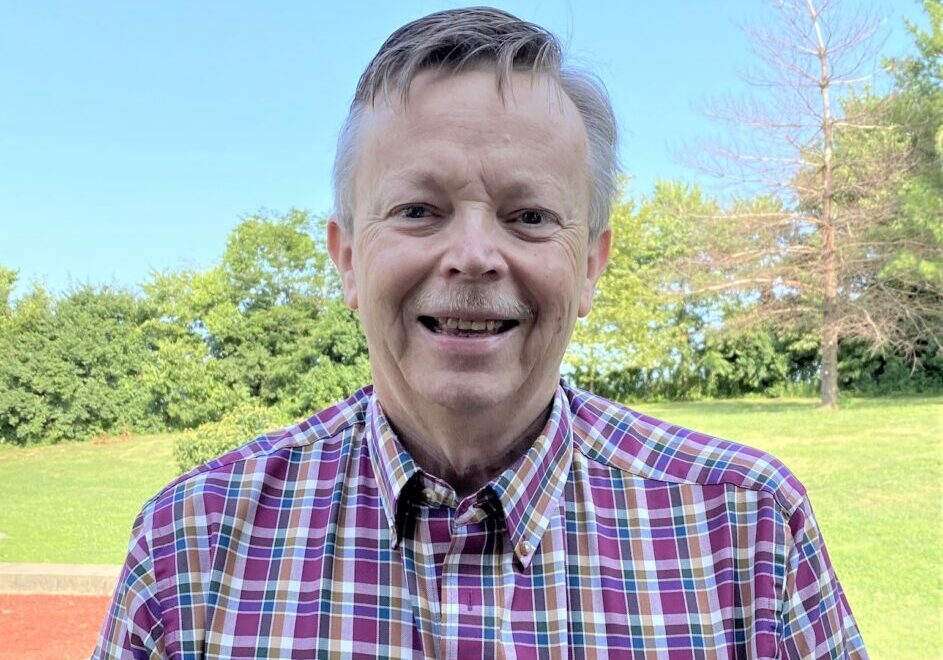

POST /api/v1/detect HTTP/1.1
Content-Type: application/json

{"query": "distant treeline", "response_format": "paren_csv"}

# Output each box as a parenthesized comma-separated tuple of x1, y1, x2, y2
(1, 207, 939, 447)
(0, 211, 369, 446)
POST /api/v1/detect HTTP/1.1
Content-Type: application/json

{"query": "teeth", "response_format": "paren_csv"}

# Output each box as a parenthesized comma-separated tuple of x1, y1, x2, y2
(432, 317, 507, 334)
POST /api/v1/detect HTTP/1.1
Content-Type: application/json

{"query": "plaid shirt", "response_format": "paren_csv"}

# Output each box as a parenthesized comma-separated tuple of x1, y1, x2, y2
(95, 382, 866, 659)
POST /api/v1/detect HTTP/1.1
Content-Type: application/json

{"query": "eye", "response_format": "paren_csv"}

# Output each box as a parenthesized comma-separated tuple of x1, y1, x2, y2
(394, 204, 434, 219)
(509, 208, 559, 230)
(518, 210, 546, 225)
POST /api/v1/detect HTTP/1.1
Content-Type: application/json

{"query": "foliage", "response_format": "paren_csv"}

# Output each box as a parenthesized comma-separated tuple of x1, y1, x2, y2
(566, 181, 715, 394)
(697, 327, 815, 398)
(875, 0, 943, 353)
(0, 266, 15, 313)
(142, 209, 370, 429)
(0, 209, 370, 446)
(564, 171, 940, 401)
(0, 281, 154, 444)
(139, 268, 251, 430)
(173, 401, 289, 473)
(839, 340, 943, 394)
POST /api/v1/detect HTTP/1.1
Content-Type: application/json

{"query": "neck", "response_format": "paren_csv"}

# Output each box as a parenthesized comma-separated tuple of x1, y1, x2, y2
(380, 391, 554, 498)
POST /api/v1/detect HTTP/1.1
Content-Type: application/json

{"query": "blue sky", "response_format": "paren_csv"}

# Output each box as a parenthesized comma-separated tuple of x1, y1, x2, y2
(0, 1, 927, 296)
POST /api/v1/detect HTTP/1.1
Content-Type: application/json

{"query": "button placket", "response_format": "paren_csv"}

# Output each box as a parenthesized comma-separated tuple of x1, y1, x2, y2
(438, 514, 464, 659)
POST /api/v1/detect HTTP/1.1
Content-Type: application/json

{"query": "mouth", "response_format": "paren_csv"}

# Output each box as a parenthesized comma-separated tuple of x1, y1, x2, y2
(418, 316, 520, 337)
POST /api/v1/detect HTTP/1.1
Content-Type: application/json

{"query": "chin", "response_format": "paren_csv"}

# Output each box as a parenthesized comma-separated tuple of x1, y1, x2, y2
(418, 374, 513, 412)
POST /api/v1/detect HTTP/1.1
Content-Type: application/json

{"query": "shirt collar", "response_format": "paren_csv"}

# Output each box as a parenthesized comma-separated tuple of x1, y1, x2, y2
(365, 384, 573, 567)
(491, 384, 573, 569)
(364, 393, 421, 547)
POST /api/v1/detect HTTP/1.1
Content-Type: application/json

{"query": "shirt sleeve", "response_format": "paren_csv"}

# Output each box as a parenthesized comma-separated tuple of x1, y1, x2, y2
(91, 504, 166, 659)
(778, 497, 868, 659)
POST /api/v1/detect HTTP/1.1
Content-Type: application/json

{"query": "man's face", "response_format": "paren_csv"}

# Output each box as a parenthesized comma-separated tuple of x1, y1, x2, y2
(329, 68, 610, 417)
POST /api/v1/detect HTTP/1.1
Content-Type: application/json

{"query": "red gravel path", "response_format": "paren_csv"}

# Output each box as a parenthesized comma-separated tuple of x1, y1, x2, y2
(0, 594, 109, 660)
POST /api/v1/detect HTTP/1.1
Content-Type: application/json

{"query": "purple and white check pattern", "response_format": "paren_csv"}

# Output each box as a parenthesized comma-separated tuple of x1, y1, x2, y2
(94, 382, 866, 658)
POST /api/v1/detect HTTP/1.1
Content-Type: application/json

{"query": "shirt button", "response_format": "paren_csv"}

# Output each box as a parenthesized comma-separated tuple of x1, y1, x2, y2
(519, 541, 533, 556)
(422, 488, 436, 502)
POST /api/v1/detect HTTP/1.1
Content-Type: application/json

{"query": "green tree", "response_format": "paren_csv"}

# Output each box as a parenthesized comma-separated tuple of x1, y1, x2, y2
(877, 0, 943, 359)
(0, 282, 54, 444)
(141, 209, 370, 427)
(566, 182, 718, 398)
(139, 268, 248, 429)
(211, 210, 369, 416)
(0, 267, 15, 315)
(0, 283, 152, 444)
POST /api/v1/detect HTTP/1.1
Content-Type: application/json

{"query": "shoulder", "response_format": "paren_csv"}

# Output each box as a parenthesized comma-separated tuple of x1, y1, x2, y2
(139, 386, 373, 522)
(564, 383, 807, 516)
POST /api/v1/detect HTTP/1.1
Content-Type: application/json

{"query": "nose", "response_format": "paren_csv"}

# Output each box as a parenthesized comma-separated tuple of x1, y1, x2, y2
(438, 209, 508, 281)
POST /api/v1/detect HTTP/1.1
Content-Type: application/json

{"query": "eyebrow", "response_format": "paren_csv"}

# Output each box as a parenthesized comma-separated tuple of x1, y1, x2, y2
(382, 170, 444, 193)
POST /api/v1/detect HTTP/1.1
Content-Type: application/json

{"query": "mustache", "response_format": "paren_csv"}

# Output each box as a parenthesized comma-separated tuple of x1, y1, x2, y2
(412, 287, 534, 320)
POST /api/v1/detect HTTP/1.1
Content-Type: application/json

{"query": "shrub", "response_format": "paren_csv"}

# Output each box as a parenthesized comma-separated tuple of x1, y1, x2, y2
(0, 283, 155, 445)
(173, 402, 289, 473)
(839, 340, 943, 394)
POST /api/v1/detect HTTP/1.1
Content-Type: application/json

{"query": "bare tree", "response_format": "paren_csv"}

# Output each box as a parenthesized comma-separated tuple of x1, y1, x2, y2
(686, 0, 940, 407)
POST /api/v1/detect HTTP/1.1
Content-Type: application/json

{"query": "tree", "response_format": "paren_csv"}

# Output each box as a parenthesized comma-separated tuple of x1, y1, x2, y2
(0, 267, 15, 315)
(877, 0, 943, 364)
(688, 0, 939, 407)
(139, 268, 249, 429)
(566, 182, 718, 399)
(0, 281, 54, 444)
(140, 209, 370, 427)
(0, 282, 153, 444)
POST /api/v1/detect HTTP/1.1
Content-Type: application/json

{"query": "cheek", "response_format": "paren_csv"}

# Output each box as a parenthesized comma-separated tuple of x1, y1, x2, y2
(531, 265, 582, 335)
(354, 237, 434, 321)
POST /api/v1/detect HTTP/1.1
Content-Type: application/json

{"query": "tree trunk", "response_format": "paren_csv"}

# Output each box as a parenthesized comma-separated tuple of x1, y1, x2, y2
(820, 299, 840, 408)
(810, 0, 840, 408)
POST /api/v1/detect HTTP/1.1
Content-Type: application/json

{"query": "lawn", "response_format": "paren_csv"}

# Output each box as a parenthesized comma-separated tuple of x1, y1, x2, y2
(0, 396, 939, 657)
(0, 433, 179, 565)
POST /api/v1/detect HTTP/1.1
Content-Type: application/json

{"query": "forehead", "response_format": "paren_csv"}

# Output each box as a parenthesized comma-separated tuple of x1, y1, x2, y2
(353, 68, 589, 200)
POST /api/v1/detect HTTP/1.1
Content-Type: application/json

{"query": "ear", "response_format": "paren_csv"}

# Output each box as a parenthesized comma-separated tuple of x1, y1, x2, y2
(327, 217, 358, 310)
(578, 228, 611, 318)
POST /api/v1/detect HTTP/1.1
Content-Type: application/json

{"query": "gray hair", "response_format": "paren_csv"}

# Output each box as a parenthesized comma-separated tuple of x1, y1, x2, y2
(331, 6, 619, 242)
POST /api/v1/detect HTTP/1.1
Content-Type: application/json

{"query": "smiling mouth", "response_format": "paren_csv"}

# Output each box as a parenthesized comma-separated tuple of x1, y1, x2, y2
(419, 316, 519, 337)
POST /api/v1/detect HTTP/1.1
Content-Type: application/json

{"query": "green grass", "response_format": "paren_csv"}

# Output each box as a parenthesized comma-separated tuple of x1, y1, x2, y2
(0, 433, 178, 565)
(0, 397, 939, 657)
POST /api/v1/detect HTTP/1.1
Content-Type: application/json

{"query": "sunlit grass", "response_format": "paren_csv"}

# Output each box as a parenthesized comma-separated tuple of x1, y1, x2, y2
(0, 433, 178, 565)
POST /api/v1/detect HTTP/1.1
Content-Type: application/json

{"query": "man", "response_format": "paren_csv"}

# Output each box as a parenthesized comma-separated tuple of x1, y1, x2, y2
(95, 7, 866, 658)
